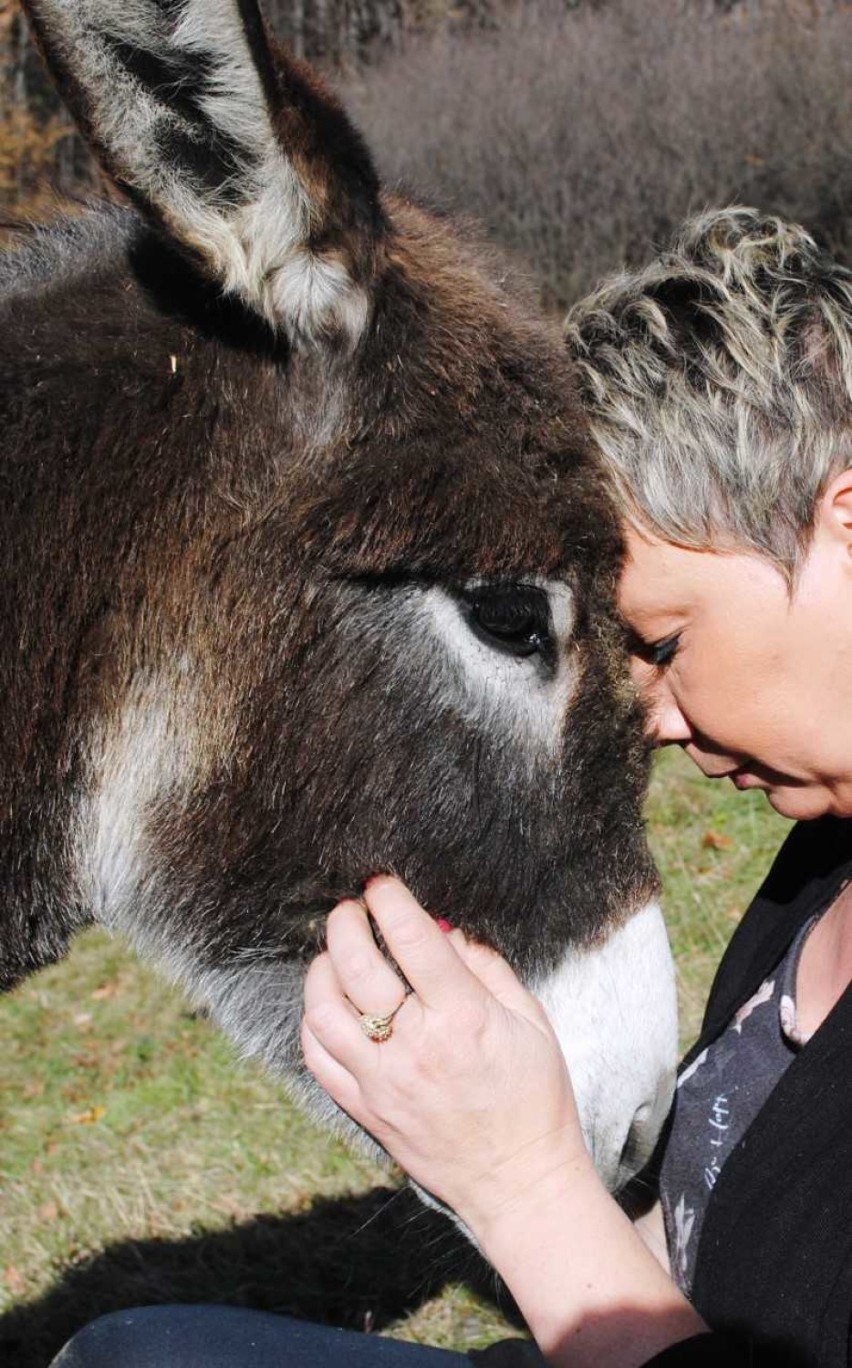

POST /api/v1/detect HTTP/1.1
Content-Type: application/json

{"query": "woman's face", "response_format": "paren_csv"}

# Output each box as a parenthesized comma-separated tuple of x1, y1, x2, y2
(618, 482, 852, 820)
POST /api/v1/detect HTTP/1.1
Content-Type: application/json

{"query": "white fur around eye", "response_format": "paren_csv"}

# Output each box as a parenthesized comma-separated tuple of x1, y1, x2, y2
(418, 581, 577, 748)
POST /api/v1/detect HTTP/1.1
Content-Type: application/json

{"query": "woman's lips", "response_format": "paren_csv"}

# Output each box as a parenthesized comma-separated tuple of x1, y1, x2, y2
(704, 758, 793, 790)
(730, 762, 794, 791)
(732, 768, 763, 790)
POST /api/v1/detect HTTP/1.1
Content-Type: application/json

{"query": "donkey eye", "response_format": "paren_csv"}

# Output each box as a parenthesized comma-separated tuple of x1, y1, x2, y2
(462, 584, 554, 665)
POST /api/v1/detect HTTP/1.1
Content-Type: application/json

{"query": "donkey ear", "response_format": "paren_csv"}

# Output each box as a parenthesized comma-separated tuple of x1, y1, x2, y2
(21, 0, 385, 348)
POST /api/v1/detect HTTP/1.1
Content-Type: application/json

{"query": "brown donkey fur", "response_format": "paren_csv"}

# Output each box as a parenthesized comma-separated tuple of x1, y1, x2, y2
(1, 0, 673, 1184)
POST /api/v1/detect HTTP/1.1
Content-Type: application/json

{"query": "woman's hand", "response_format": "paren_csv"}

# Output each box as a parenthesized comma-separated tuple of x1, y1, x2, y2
(301, 875, 590, 1235)
(302, 877, 706, 1368)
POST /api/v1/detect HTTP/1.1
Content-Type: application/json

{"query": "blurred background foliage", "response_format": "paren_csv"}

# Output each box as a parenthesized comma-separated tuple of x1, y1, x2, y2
(2, 0, 851, 308)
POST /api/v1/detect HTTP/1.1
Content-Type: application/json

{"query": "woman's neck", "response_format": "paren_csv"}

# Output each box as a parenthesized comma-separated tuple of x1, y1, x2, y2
(795, 879, 852, 1039)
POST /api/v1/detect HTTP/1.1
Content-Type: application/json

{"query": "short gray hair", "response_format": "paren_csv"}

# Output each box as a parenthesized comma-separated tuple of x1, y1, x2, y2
(564, 208, 852, 579)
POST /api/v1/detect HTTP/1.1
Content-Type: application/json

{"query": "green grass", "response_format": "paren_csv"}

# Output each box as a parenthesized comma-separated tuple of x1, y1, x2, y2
(646, 749, 790, 1045)
(0, 751, 790, 1367)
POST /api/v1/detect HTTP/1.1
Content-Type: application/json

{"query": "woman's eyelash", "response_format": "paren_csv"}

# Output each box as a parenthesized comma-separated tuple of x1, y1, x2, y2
(648, 633, 681, 666)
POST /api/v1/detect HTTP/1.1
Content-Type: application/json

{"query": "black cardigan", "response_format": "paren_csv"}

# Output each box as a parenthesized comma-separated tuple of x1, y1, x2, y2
(646, 815, 852, 1368)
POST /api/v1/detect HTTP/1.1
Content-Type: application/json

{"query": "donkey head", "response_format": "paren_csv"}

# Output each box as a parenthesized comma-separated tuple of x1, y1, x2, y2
(9, 0, 677, 1192)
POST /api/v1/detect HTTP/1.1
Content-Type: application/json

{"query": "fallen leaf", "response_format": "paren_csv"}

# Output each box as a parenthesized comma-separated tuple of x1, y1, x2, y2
(4, 1266, 26, 1296)
(91, 982, 118, 1001)
(72, 1012, 93, 1028)
(38, 1201, 59, 1223)
(701, 830, 733, 850)
(23, 1080, 44, 1099)
(68, 1105, 106, 1126)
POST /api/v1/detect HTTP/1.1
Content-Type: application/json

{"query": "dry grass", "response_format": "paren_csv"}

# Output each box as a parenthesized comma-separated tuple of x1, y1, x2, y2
(0, 930, 516, 1366)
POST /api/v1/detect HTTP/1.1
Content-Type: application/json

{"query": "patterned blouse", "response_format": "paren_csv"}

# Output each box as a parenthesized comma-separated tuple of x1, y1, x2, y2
(659, 915, 818, 1296)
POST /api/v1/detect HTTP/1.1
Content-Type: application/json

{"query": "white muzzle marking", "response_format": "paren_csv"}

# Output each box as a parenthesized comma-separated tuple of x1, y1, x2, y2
(533, 901, 678, 1192)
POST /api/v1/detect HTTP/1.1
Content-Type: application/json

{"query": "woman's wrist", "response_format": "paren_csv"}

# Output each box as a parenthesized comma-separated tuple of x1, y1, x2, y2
(442, 1121, 592, 1238)
(467, 1157, 707, 1368)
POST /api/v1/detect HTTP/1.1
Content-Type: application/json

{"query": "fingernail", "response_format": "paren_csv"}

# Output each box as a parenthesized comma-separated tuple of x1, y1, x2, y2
(435, 917, 454, 933)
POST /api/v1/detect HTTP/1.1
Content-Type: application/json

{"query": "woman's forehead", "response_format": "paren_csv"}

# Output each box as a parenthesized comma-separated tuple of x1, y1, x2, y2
(618, 527, 786, 626)
(617, 529, 698, 621)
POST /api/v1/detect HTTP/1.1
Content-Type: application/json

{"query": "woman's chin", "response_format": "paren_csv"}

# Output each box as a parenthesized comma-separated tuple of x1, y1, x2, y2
(764, 786, 834, 821)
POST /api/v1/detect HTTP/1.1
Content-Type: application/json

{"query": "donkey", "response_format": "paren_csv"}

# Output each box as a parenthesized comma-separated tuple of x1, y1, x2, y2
(2, 0, 677, 1194)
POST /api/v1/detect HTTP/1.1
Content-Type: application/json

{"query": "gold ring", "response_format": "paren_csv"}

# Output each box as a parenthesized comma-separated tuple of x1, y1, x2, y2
(359, 1003, 403, 1042)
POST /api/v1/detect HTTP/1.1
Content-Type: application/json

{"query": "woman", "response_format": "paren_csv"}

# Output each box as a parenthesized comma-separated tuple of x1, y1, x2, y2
(54, 210, 852, 1367)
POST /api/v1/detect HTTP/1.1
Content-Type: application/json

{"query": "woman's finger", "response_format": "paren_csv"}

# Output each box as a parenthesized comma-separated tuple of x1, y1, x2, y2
(302, 950, 372, 1068)
(326, 898, 408, 1018)
(300, 1016, 363, 1118)
(449, 932, 539, 1017)
(362, 876, 483, 1011)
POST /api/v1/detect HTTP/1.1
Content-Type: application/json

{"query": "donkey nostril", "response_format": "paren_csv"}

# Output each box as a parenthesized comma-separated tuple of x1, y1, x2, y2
(633, 1101, 653, 1127)
(619, 1101, 656, 1177)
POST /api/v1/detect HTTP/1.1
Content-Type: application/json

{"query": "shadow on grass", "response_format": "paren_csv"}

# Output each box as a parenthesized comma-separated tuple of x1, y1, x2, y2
(0, 1186, 518, 1368)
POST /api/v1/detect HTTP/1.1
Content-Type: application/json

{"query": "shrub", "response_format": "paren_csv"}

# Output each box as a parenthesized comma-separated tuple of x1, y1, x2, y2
(4, 0, 851, 307)
(342, 0, 852, 309)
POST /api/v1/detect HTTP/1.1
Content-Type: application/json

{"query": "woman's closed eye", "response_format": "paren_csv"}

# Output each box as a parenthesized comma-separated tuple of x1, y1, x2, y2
(648, 633, 681, 667)
(629, 631, 682, 667)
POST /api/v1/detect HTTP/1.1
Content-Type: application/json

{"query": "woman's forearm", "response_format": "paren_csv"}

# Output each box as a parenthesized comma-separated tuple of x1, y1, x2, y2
(470, 1157, 706, 1368)
(634, 1200, 671, 1274)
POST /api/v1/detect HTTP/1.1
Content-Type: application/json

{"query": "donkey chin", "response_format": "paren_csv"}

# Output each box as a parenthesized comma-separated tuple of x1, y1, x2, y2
(197, 896, 677, 1209)
(535, 898, 678, 1193)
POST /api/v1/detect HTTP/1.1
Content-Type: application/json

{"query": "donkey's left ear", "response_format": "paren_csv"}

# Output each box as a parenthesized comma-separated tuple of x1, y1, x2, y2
(21, 0, 386, 349)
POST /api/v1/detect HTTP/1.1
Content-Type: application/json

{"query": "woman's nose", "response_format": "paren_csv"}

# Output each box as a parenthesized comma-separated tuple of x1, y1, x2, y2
(633, 670, 692, 747)
(649, 697, 693, 747)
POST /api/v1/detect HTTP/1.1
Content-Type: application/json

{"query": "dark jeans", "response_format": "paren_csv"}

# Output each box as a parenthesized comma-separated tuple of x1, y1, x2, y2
(50, 1306, 476, 1367)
